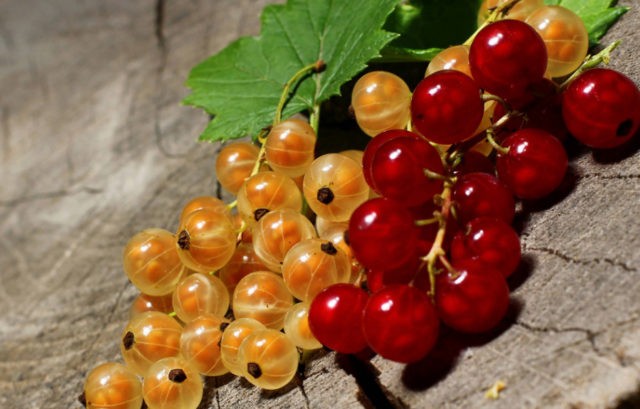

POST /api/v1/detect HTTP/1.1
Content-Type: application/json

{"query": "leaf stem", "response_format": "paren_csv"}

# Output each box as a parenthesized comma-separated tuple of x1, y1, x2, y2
(274, 62, 322, 126)
(310, 104, 321, 135)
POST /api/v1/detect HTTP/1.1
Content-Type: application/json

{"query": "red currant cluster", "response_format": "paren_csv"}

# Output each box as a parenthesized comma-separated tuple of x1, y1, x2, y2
(311, 2, 640, 365)
(79, 1, 640, 408)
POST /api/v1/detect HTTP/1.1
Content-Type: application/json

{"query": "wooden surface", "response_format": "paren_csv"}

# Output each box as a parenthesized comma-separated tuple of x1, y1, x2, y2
(1, 1, 640, 408)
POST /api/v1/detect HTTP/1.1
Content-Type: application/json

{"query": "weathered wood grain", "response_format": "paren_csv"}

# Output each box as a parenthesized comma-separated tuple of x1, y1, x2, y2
(0, 1, 639, 408)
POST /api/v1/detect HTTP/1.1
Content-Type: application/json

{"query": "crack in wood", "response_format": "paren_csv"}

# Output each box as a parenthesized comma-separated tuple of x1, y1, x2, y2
(154, 0, 166, 52)
(580, 173, 640, 180)
(336, 354, 408, 409)
(524, 245, 637, 273)
(516, 321, 604, 357)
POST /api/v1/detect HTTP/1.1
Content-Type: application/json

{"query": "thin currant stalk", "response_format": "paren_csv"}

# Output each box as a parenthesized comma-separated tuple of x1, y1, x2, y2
(463, 0, 522, 46)
(559, 40, 621, 90)
(420, 181, 454, 299)
(226, 60, 323, 228)
(245, 61, 324, 180)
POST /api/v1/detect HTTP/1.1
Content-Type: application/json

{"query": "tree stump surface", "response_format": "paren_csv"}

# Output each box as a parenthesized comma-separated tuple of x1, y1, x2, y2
(1, 1, 639, 408)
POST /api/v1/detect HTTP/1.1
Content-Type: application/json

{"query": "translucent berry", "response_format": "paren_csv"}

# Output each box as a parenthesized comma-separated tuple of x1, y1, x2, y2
(308, 283, 369, 353)
(251, 209, 317, 272)
(303, 153, 369, 222)
(477, 0, 544, 26)
(351, 71, 412, 137)
(129, 293, 174, 319)
(215, 141, 260, 195)
(172, 273, 229, 323)
(180, 313, 229, 376)
(238, 328, 299, 390)
(178, 196, 228, 225)
(562, 68, 640, 148)
(237, 171, 303, 224)
(435, 258, 510, 333)
(425, 45, 472, 78)
(220, 318, 265, 376)
(315, 216, 349, 238)
(362, 285, 439, 363)
(176, 208, 236, 273)
(83, 362, 143, 409)
(142, 356, 203, 409)
(264, 118, 316, 177)
(284, 302, 323, 350)
(120, 311, 182, 376)
(282, 238, 351, 302)
(218, 242, 268, 295)
(123, 228, 187, 296)
(232, 271, 294, 329)
(526, 5, 588, 78)
(411, 70, 484, 144)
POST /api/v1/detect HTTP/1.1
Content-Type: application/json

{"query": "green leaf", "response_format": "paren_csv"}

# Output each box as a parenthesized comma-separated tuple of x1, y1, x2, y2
(184, 0, 399, 142)
(544, 0, 628, 45)
(378, 0, 481, 62)
(380, 0, 628, 63)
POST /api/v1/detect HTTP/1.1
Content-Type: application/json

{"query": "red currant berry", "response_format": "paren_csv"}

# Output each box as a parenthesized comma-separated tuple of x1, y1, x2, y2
(349, 198, 420, 271)
(411, 70, 484, 144)
(496, 128, 567, 200)
(369, 136, 444, 206)
(450, 217, 521, 278)
(562, 68, 640, 148)
(362, 130, 420, 189)
(469, 20, 547, 100)
(308, 284, 369, 353)
(362, 285, 439, 363)
(435, 258, 510, 333)
(453, 172, 515, 225)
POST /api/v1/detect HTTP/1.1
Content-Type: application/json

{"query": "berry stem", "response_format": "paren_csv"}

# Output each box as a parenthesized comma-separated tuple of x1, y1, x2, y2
(415, 217, 439, 227)
(423, 168, 449, 181)
(486, 128, 509, 155)
(421, 182, 453, 298)
(249, 61, 324, 179)
(559, 40, 621, 90)
(274, 62, 322, 126)
(463, 0, 522, 46)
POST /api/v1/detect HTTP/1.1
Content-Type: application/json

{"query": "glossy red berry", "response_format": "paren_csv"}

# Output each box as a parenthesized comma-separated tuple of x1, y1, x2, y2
(435, 259, 510, 333)
(562, 68, 640, 148)
(348, 198, 420, 271)
(362, 285, 439, 363)
(368, 136, 445, 206)
(496, 128, 567, 200)
(362, 129, 420, 189)
(469, 20, 547, 100)
(308, 284, 369, 353)
(411, 70, 484, 144)
(450, 217, 521, 278)
(452, 172, 515, 225)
